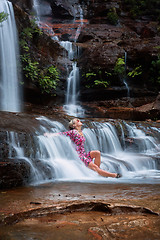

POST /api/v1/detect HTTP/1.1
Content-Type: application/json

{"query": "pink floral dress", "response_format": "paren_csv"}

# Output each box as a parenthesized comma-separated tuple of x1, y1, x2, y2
(60, 129, 92, 166)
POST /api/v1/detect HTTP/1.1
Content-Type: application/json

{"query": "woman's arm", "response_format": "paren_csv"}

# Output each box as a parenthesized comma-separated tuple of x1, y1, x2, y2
(44, 130, 73, 138)
(44, 132, 59, 137)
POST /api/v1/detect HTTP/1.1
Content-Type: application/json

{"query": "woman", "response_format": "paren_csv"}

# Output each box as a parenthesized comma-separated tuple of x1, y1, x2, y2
(44, 118, 121, 178)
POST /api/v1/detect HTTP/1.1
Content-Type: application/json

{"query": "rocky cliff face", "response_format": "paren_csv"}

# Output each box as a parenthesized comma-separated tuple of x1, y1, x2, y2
(10, 0, 160, 106)
(11, 0, 69, 104)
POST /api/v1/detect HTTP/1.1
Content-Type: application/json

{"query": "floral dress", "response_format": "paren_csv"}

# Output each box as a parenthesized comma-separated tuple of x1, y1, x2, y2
(60, 129, 92, 166)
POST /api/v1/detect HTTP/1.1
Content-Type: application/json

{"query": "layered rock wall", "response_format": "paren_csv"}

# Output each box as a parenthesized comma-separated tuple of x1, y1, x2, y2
(9, 0, 160, 106)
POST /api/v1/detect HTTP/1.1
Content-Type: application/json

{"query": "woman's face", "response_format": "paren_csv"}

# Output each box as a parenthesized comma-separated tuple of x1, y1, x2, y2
(73, 118, 82, 128)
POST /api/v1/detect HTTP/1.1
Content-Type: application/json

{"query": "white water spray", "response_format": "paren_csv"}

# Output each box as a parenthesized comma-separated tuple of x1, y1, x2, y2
(7, 116, 160, 184)
(0, 0, 22, 112)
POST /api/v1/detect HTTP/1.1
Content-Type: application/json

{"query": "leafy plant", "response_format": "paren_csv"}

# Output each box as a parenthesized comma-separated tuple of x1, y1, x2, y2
(114, 57, 142, 81)
(20, 19, 42, 40)
(94, 80, 109, 88)
(21, 55, 39, 82)
(86, 72, 96, 78)
(20, 22, 59, 94)
(128, 65, 142, 78)
(0, 12, 9, 23)
(107, 8, 119, 25)
(30, 18, 43, 35)
(21, 53, 59, 94)
(19, 39, 29, 52)
(150, 56, 160, 84)
(21, 27, 33, 39)
(114, 57, 125, 76)
(84, 71, 111, 88)
(39, 66, 59, 93)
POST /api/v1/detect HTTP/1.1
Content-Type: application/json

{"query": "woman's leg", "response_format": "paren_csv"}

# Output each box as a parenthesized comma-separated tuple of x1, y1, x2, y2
(90, 150, 101, 167)
(88, 162, 117, 178)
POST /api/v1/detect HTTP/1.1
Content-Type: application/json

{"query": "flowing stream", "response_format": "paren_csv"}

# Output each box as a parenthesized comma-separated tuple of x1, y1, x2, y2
(0, 0, 22, 112)
(7, 117, 160, 185)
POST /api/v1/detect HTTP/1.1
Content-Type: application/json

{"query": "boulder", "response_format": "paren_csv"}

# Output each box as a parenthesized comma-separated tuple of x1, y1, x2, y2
(135, 93, 160, 120)
(0, 158, 31, 189)
(49, 0, 80, 19)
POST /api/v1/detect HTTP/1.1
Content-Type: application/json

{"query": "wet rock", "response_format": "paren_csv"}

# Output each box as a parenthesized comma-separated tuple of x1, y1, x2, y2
(82, 92, 160, 120)
(12, 3, 68, 103)
(122, 18, 159, 38)
(49, 0, 79, 19)
(0, 201, 159, 240)
(11, 0, 32, 12)
(135, 93, 160, 120)
(0, 112, 54, 189)
(0, 158, 31, 189)
(9, 0, 160, 106)
(0, 112, 39, 133)
(153, 92, 160, 111)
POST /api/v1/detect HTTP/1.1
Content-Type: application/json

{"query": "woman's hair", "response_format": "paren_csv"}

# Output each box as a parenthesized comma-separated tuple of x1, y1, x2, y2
(68, 119, 76, 130)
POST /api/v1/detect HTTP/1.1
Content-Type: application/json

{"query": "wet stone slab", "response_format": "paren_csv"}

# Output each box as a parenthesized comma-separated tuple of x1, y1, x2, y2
(0, 182, 160, 239)
(0, 204, 160, 240)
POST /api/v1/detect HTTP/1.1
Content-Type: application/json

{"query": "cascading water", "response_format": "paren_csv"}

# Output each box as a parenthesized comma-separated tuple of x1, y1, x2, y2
(32, 0, 41, 22)
(0, 0, 22, 112)
(123, 51, 130, 97)
(7, 117, 160, 185)
(12, 1, 159, 185)
(59, 5, 85, 117)
(32, 0, 85, 117)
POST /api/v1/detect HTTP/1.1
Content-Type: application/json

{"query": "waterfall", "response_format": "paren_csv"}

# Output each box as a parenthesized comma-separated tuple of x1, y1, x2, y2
(32, 0, 52, 20)
(123, 51, 130, 97)
(61, 5, 85, 117)
(7, 117, 160, 185)
(32, 0, 85, 117)
(0, 0, 22, 112)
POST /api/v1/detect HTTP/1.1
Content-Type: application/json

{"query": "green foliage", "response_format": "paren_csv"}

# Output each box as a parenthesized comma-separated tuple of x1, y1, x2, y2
(0, 12, 9, 23)
(30, 18, 43, 35)
(21, 53, 59, 94)
(39, 66, 59, 93)
(123, 0, 160, 20)
(114, 57, 142, 80)
(20, 19, 42, 40)
(21, 54, 39, 82)
(19, 21, 59, 94)
(19, 39, 29, 52)
(107, 8, 119, 25)
(86, 72, 96, 78)
(84, 71, 110, 88)
(150, 56, 160, 84)
(94, 80, 109, 88)
(114, 57, 125, 76)
(19, 19, 42, 54)
(127, 66, 142, 78)
(21, 27, 33, 39)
